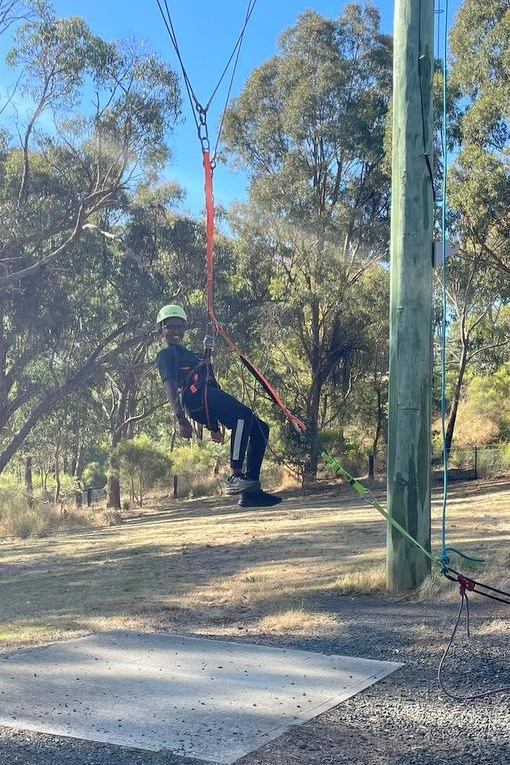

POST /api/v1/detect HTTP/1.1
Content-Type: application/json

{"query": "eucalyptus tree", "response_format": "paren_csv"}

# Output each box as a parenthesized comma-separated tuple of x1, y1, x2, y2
(434, 0, 510, 453)
(439, 256, 510, 453)
(0, 0, 33, 36)
(221, 4, 392, 478)
(448, 0, 510, 279)
(0, 5, 181, 473)
(456, 362, 510, 446)
(97, 341, 162, 509)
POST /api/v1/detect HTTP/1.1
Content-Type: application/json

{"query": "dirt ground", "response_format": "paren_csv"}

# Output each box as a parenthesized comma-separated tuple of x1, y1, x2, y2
(0, 478, 509, 764)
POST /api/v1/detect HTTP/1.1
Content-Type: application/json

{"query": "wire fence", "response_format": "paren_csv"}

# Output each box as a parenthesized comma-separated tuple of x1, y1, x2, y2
(432, 444, 510, 481)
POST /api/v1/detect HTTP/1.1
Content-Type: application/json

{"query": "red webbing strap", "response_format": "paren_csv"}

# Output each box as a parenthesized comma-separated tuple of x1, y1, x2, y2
(202, 149, 306, 434)
(203, 149, 215, 318)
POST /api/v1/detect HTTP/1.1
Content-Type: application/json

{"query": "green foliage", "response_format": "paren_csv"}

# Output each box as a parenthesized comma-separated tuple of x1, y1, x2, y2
(81, 462, 107, 490)
(0, 474, 89, 538)
(113, 435, 171, 507)
(0, 472, 22, 505)
(454, 364, 510, 446)
(221, 6, 393, 478)
(0, 0, 507, 489)
(169, 441, 227, 498)
(0, 475, 39, 537)
(274, 421, 314, 486)
(0, 3, 182, 475)
(467, 365, 510, 439)
(448, 1, 510, 281)
(319, 430, 368, 478)
(475, 445, 510, 478)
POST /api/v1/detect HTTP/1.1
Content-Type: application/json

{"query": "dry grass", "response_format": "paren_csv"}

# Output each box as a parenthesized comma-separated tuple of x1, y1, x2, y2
(0, 478, 508, 652)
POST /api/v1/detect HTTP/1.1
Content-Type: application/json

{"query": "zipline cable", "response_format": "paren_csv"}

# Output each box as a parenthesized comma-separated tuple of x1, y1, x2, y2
(156, 0, 257, 152)
(206, 0, 258, 161)
(155, 0, 202, 132)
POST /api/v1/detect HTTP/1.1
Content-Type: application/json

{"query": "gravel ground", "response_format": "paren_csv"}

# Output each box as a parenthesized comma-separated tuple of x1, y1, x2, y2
(0, 594, 508, 765)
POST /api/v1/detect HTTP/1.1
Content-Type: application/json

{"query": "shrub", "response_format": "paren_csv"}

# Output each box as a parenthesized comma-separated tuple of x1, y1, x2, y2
(113, 435, 172, 506)
(319, 433, 368, 479)
(169, 441, 227, 497)
(81, 462, 107, 489)
(101, 509, 123, 526)
(0, 475, 94, 538)
(0, 489, 60, 538)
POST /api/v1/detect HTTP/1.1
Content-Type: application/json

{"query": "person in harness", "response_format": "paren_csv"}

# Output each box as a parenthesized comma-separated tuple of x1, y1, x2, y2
(156, 304, 282, 508)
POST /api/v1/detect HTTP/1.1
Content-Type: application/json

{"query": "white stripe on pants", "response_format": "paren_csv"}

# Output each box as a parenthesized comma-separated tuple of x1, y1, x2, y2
(232, 418, 245, 462)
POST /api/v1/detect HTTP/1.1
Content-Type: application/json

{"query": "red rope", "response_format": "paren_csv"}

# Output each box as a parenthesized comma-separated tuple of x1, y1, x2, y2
(203, 150, 215, 319)
(202, 149, 306, 434)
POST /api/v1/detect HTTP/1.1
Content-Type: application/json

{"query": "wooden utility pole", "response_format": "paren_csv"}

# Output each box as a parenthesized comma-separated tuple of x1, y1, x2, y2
(387, 0, 434, 591)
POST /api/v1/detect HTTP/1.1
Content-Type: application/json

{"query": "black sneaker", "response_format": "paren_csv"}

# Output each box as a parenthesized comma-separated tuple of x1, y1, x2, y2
(224, 474, 260, 495)
(238, 489, 283, 508)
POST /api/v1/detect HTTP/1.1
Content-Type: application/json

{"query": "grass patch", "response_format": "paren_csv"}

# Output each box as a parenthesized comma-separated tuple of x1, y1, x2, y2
(334, 563, 387, 595)
(0, 479, 508, 651)
(0, 500, 94, 539)
(256, 608, 338, 635)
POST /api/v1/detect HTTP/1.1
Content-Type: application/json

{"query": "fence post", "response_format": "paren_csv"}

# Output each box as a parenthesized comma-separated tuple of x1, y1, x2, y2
(474, 446, 478, 480)
(173, 475, 178, 499)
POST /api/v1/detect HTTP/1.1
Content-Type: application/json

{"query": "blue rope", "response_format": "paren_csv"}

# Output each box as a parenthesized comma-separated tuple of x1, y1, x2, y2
(438, 0, 484, 570)
(439, 0, 449, 567)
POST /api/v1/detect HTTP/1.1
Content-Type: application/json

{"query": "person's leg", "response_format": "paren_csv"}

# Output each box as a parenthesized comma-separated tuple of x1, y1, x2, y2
(203, 387, 253, 468)
(240, 415, 282, 508)
(197, 387, 282, 505)
(245, 417, 269, 482)
(201, 387, 259, 493)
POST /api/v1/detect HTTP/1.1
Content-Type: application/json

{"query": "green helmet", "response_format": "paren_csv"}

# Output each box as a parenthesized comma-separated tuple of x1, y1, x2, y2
(156, 304, 187, 324)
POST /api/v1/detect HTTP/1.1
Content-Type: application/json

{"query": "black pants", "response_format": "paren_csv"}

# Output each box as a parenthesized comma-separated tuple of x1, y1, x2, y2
(184, 386, 269, 480)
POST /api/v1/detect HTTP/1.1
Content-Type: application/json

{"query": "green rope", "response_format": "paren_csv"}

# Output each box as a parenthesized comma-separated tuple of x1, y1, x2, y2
(321, 451, 441, 566)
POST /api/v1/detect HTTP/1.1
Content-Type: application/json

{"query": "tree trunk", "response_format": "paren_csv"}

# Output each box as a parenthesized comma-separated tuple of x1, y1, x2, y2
(54, 444, 61, 504)
(0, 323, 141, 475)
(24, 455, 34, 507)
(302, 416, 320, 485)
(445, 344, 468, 455)
(303, 299, 322, 484)
(106, 436, 120, 510)
(369, 386, 385, 477)
(107, 472, 121, 509)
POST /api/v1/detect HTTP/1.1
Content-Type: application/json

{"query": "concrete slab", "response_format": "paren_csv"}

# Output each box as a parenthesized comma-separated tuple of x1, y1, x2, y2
(0, 631, 401, 764)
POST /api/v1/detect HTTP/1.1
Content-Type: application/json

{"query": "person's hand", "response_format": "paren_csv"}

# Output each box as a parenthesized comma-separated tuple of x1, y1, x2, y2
(210, 429, 223, 443)
(179, 418, 194, 439)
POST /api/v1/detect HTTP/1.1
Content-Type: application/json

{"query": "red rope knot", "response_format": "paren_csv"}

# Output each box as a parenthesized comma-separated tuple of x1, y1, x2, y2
(457, 575, 476, 592)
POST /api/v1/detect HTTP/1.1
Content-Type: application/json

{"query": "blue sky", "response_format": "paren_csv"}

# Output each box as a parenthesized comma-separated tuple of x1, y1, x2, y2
(10, 1, 461, 216)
